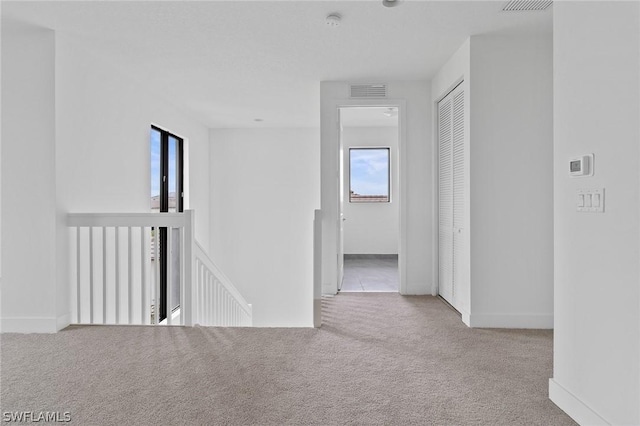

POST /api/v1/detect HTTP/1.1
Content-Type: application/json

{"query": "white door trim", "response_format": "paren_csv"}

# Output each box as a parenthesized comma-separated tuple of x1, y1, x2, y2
(322, 98, 407, 295)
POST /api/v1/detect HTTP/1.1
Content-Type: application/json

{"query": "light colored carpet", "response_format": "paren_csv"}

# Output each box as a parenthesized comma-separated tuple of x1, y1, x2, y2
(1, 294, 574, 425)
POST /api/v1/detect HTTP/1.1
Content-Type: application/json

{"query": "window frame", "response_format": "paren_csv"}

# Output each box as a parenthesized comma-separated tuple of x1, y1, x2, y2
(348, 147, 391, 203)
(151, 125, 184, 323)
(151, 125, 184, 213)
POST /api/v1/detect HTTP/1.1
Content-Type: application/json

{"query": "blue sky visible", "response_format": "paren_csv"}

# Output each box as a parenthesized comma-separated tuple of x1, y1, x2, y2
(168, 136, 177, 194)
(151, 129, 161, 198)
(350, 148, 389, 196)
(151, 129, 177, 198)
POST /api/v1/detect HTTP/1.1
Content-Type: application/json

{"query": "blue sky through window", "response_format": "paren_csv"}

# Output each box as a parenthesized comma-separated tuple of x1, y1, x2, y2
(168, 136, 177, 195)
(350, 148, 389, 199)
(151, 128, 161, 198)
(151, 130, 178, 199)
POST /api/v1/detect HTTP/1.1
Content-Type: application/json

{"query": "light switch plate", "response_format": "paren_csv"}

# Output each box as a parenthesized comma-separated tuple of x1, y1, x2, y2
(577, 188, 604, 212)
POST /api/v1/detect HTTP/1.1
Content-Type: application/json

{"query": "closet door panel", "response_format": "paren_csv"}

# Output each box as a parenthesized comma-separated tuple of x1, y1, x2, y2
(452, 88, 465, 310)
(438, 96, 453, 304)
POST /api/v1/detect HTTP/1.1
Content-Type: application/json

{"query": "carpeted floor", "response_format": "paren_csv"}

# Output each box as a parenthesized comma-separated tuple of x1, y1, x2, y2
(1, 294, 574, 425)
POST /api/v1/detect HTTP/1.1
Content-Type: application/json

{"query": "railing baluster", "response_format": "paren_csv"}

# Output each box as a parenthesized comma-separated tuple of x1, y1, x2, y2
(213, 275, 217, 325)
(203, 270, 208, 325)
(199, 262, 204, 325)
(208, 273, 212, 326)
(128, 227, 133, 324)
(216, 280, 221, 326)
(214, 277, 218, 325)
(89, 227, 94, 324)
(219, 280, 222, 324)
(222, 289, 227, 327)
(204, 267, 208, 325)
(227, 292, 231, 326)
(76, 227, 81, 324)
(226, 291, 230, 326)
(214, 272, 220, 326)
(167, 227, 173, 326)
(213, 276, 217, 325)
(203, 272, 208, 325)
(179, 227, 184, 325)
(141, 227, 146, 325)
(154, 228, 160, 325)
(115, 227, 120, 325)
(102, 227, 107, 324)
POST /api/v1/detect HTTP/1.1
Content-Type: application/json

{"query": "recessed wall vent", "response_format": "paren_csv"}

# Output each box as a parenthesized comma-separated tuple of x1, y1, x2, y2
(502, 0, 552, 11)
(349, 84, 387, 99)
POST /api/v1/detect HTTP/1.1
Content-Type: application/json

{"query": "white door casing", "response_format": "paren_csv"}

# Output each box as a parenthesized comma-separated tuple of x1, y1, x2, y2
(321, 97, 407, 295)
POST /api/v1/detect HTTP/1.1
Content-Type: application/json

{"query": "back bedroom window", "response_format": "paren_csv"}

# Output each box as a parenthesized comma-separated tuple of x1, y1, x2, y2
(349, 148, 390, 203)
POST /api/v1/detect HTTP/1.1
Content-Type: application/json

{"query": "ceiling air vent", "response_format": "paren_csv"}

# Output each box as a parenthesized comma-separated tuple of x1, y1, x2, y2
(349, 84, 387, 99)
(502, 0, 552, 11)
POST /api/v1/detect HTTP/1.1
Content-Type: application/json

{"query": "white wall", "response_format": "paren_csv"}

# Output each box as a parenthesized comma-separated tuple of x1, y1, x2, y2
(431, 34, 554, 328)
(550, 2, 640, 425)
(1, 25, 212, 333)
(1, 21, 58, 332)
(321, 81, 432, 295)
(342, 126, 398, 254)
(55, 33, 211, 249)
(209, 128, 320, 327)
(469, 34, 554, 328)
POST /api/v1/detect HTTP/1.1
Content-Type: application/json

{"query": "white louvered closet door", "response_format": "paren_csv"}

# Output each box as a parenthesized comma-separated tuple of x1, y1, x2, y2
(438, 95, 454, 305)
(438, 82, 464, 310)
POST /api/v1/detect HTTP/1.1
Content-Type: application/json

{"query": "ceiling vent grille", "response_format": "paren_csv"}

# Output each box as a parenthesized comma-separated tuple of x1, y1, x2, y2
(502, 0, 552, 11)
(349, 84, 387, 99)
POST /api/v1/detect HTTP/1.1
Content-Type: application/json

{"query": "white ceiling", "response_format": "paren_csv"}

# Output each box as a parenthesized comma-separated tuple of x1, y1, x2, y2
(2, 1, 552, 129)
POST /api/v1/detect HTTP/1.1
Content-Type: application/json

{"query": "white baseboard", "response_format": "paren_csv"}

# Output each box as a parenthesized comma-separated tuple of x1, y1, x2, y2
(468, 312, 553, 329)
(401, 282, 431, 295)
(549, 378, 610, 425)
(461, 310, 471, 327)
(1, 317, 59, 333)
(56, 313, 71, 331)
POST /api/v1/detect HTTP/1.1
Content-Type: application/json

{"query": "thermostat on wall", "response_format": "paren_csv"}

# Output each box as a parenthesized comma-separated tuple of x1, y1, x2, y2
(569, 154, 594, 177)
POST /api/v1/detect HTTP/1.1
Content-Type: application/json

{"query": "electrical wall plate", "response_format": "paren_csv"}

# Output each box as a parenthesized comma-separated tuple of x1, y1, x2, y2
(569, 154, 594, 177)
(577, 188, 604, 213)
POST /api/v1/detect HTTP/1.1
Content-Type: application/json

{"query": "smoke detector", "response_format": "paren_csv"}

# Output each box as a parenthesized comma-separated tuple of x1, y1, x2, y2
(325, 14, 341, 27)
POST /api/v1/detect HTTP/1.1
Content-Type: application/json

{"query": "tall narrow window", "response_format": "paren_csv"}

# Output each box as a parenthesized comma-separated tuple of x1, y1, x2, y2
(151, 126, 183, 212)
(151, 126, 184, 322)
(349, 148, 390, 203)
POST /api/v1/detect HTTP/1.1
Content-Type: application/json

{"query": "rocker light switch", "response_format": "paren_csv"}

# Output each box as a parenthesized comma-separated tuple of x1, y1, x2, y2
(577, 188, 605, 213)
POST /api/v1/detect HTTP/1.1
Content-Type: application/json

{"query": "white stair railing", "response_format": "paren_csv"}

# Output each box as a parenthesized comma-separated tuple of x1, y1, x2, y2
(67, 210, 251, 327)
(193, 241, 252, 327)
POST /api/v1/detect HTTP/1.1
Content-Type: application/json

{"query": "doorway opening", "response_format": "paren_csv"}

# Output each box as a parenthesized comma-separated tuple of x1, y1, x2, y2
(338, 106, 400, 292)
